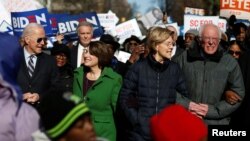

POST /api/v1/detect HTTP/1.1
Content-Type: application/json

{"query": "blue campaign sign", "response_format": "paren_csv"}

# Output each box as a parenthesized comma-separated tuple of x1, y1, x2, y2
(49, 13, 69, 35)
(11, 8, 52, 37)
(57, 12, 103, 41)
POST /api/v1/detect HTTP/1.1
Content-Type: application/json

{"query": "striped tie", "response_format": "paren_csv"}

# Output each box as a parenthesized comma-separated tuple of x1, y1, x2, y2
(28, 55, 35, 77)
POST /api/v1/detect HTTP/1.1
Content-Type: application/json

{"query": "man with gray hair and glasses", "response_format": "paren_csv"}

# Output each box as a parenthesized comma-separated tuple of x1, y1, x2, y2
(17, 23, 58, 107)
(174, 24, 245, 125)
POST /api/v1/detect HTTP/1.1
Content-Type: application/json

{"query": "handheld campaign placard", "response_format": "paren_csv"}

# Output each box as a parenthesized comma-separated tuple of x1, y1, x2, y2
(11, 8, 52, 37)
(57, 12, 104, 40)
(49, 13, 69, 35)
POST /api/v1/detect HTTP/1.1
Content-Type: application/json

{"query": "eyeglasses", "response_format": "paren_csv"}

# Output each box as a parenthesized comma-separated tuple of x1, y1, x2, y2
(55, 54, 67, 59)
(36, 37, 47, 44)
(228, 50, 241, 56)
(200, 36, 220, 42)
(163, 42, 174, 47)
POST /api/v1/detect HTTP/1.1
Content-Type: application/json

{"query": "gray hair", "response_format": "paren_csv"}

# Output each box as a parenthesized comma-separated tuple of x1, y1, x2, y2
(21, 23, 44, 38)
(166, 25, 178, 36)
(199, 24, 221, 39)
(77, 21, 93, 33)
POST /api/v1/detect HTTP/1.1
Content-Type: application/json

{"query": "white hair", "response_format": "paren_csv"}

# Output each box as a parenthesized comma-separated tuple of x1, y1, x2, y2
(199, 24, 221, 39)
(21, 23, 44, 38)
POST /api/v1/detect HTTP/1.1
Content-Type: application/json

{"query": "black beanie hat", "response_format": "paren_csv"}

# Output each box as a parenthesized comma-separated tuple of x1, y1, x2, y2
(39, 89, 90, 139)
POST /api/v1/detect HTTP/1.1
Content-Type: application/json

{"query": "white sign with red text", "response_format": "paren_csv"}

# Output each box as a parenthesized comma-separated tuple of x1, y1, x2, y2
(184, 15, 219, 35)
(218, 18, 227, 32)
(220, 0, 250, 20)
(97, 10, 119, 33)
(115, 19, 142, 44)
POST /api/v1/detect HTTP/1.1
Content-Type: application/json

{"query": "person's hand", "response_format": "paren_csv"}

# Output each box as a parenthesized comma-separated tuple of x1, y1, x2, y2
(128, 45, 145, 63)
(23, 92, 32, 101)
(197, 103, 208, 117)
(225, 90, 241, 105)
(189, 102, 202, 118)
(190, 111, 203, 119)
(28, 93, 40, 103)
(189, 102, 208, 118)
(23, 92, 40, 104)
(55, 33, 64, 44)
(137, 45, 145, 54)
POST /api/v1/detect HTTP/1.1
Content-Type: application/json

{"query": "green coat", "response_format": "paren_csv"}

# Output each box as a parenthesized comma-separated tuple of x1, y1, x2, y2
(73, 67, 122, 141)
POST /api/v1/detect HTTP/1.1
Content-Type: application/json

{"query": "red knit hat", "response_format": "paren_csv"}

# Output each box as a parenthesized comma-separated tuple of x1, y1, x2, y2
(150, 104, 208, 141)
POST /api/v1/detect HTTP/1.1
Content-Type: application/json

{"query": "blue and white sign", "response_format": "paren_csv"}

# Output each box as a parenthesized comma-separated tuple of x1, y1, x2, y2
(11, 8, 52, 37)
(57, 12, 103, 40)
(49, 13, 69, 35)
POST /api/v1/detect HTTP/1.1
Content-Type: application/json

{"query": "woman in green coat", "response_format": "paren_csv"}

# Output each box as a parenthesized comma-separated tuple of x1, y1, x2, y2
(73, 41, 122, 141)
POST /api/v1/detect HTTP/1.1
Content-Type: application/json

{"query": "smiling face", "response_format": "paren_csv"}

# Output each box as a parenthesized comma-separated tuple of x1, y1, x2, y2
(83, 48, 99, 68)
(200, 25, 220, 55)
(24, 26, 46, 54)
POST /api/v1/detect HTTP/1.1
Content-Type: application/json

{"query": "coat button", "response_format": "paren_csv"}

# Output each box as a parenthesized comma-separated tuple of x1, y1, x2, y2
(83, 97, 89, 102)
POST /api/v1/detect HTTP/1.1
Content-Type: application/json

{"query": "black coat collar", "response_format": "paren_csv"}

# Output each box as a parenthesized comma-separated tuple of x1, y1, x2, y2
(147, 53, 170, 72)
(187, 42, 224, 62)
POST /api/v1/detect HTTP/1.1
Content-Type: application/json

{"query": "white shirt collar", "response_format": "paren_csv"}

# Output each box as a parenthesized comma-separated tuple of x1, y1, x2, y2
(23, 47, 35, 60)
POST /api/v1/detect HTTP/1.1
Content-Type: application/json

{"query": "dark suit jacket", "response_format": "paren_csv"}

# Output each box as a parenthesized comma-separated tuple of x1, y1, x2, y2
(230, 52, 250, 127)
(17, 52, 59, 100)
(70, 42, 79, 70)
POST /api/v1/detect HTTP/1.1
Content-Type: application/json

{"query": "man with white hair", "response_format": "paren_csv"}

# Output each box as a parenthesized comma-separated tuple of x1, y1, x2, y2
(17, 23, 58, 107)
(174, 24, 245, 125)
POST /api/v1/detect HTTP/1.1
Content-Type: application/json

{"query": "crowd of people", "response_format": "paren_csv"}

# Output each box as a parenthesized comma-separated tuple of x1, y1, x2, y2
(1, 13, 250, 141)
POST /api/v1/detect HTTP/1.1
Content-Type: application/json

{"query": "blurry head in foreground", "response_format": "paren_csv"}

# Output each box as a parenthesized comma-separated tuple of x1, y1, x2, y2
(39, 89, 96, 141)
(150, 104, 208, 141)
